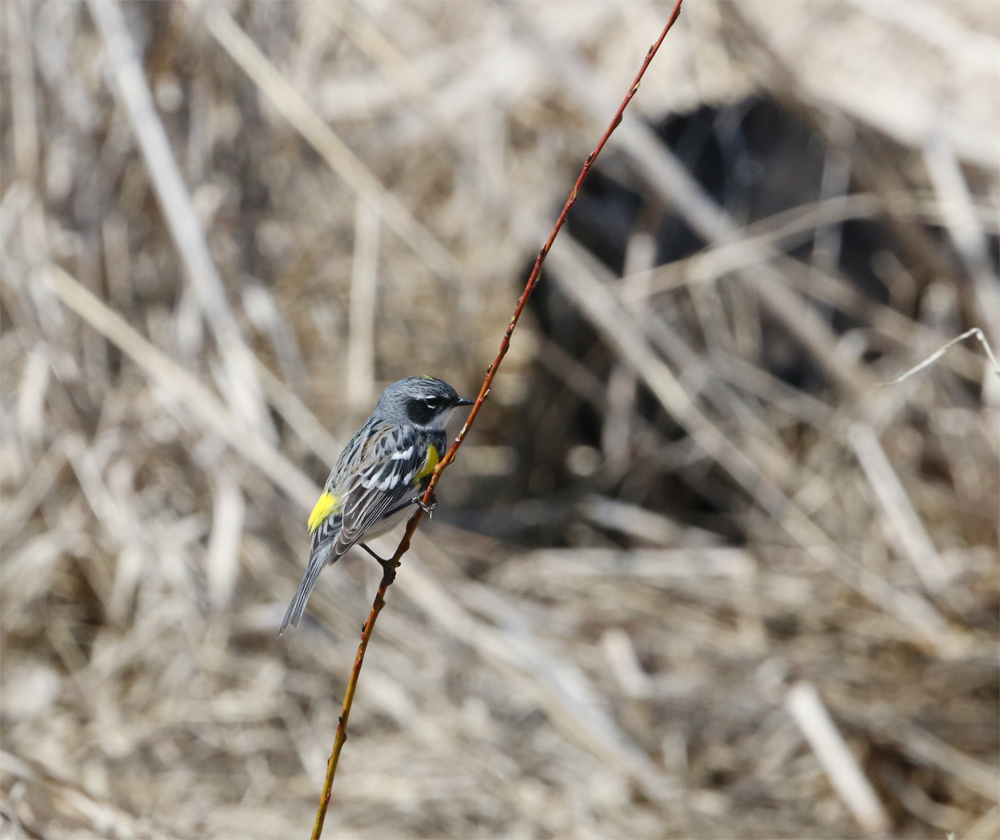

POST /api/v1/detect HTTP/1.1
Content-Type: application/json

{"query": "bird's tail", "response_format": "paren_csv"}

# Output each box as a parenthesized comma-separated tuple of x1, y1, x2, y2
(278, 528, 339, 635)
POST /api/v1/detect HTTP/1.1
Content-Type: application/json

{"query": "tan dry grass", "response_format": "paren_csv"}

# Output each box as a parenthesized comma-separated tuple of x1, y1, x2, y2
(1, 1, 998, 838)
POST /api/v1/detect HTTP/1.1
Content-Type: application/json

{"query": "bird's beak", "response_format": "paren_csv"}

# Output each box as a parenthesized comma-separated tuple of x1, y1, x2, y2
(455, 396, 475, 407)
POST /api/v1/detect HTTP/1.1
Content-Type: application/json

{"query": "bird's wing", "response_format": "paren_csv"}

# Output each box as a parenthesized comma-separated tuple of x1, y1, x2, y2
(334, 423, 431, 555)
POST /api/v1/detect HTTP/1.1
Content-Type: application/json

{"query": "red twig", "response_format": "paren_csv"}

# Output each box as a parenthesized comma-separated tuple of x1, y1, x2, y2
(311, 3, 684, 836)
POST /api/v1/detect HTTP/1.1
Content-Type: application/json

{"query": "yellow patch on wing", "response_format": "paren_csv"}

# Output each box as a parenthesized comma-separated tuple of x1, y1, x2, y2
(416, 444, 440, 480)
(308, 492, 340, 533)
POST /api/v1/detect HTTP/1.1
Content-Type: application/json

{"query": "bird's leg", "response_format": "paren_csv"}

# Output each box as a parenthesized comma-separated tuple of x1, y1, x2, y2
(412, 492, 438, 517)
(382, 492, 439, 520)
(359, 543, 396, 582)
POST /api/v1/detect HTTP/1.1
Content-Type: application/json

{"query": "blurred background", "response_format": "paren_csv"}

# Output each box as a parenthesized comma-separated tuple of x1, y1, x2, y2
(1, 1, 998, 837)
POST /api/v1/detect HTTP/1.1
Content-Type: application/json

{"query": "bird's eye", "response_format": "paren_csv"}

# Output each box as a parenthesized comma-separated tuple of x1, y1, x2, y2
(424, 398, 439, 410)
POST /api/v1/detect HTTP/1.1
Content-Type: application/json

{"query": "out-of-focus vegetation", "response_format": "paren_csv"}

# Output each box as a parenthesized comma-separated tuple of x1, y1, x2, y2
(1, 1, 997, 837)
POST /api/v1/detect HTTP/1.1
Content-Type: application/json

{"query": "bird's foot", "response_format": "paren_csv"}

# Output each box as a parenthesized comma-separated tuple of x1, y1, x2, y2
(360, 543, 397, 583)
(413, 493, 438, 517)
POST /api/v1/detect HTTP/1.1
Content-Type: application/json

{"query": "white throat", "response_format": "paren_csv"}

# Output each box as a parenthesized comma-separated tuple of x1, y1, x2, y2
(426, 407, 455, 431)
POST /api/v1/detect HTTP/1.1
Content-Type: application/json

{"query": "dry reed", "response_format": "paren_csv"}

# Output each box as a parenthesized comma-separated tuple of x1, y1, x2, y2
(1, 2, 997, 838)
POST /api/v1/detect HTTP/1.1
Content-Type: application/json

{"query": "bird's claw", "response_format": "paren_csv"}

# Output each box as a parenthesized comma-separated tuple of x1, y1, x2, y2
(414, 495, 438, 517)
(377, 556, 397, 583)
(360, 543, 397, 582)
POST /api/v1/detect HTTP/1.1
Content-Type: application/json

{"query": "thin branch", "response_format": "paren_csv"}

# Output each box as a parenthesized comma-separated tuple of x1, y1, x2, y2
(309, 2, 685, 835)
(510, 2, 871, 400)
(880, 327, 1000, 385)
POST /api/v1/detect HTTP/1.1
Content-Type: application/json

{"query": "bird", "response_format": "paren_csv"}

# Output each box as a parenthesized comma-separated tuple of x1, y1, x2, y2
(278, 376, 474, 634)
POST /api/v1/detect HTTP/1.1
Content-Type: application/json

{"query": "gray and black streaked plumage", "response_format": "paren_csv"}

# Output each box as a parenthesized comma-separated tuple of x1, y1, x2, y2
(278, 376, 473, 635)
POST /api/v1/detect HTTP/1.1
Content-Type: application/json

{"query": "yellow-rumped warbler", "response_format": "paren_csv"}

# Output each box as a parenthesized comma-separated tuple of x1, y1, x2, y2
(278, 376, 473, 634)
